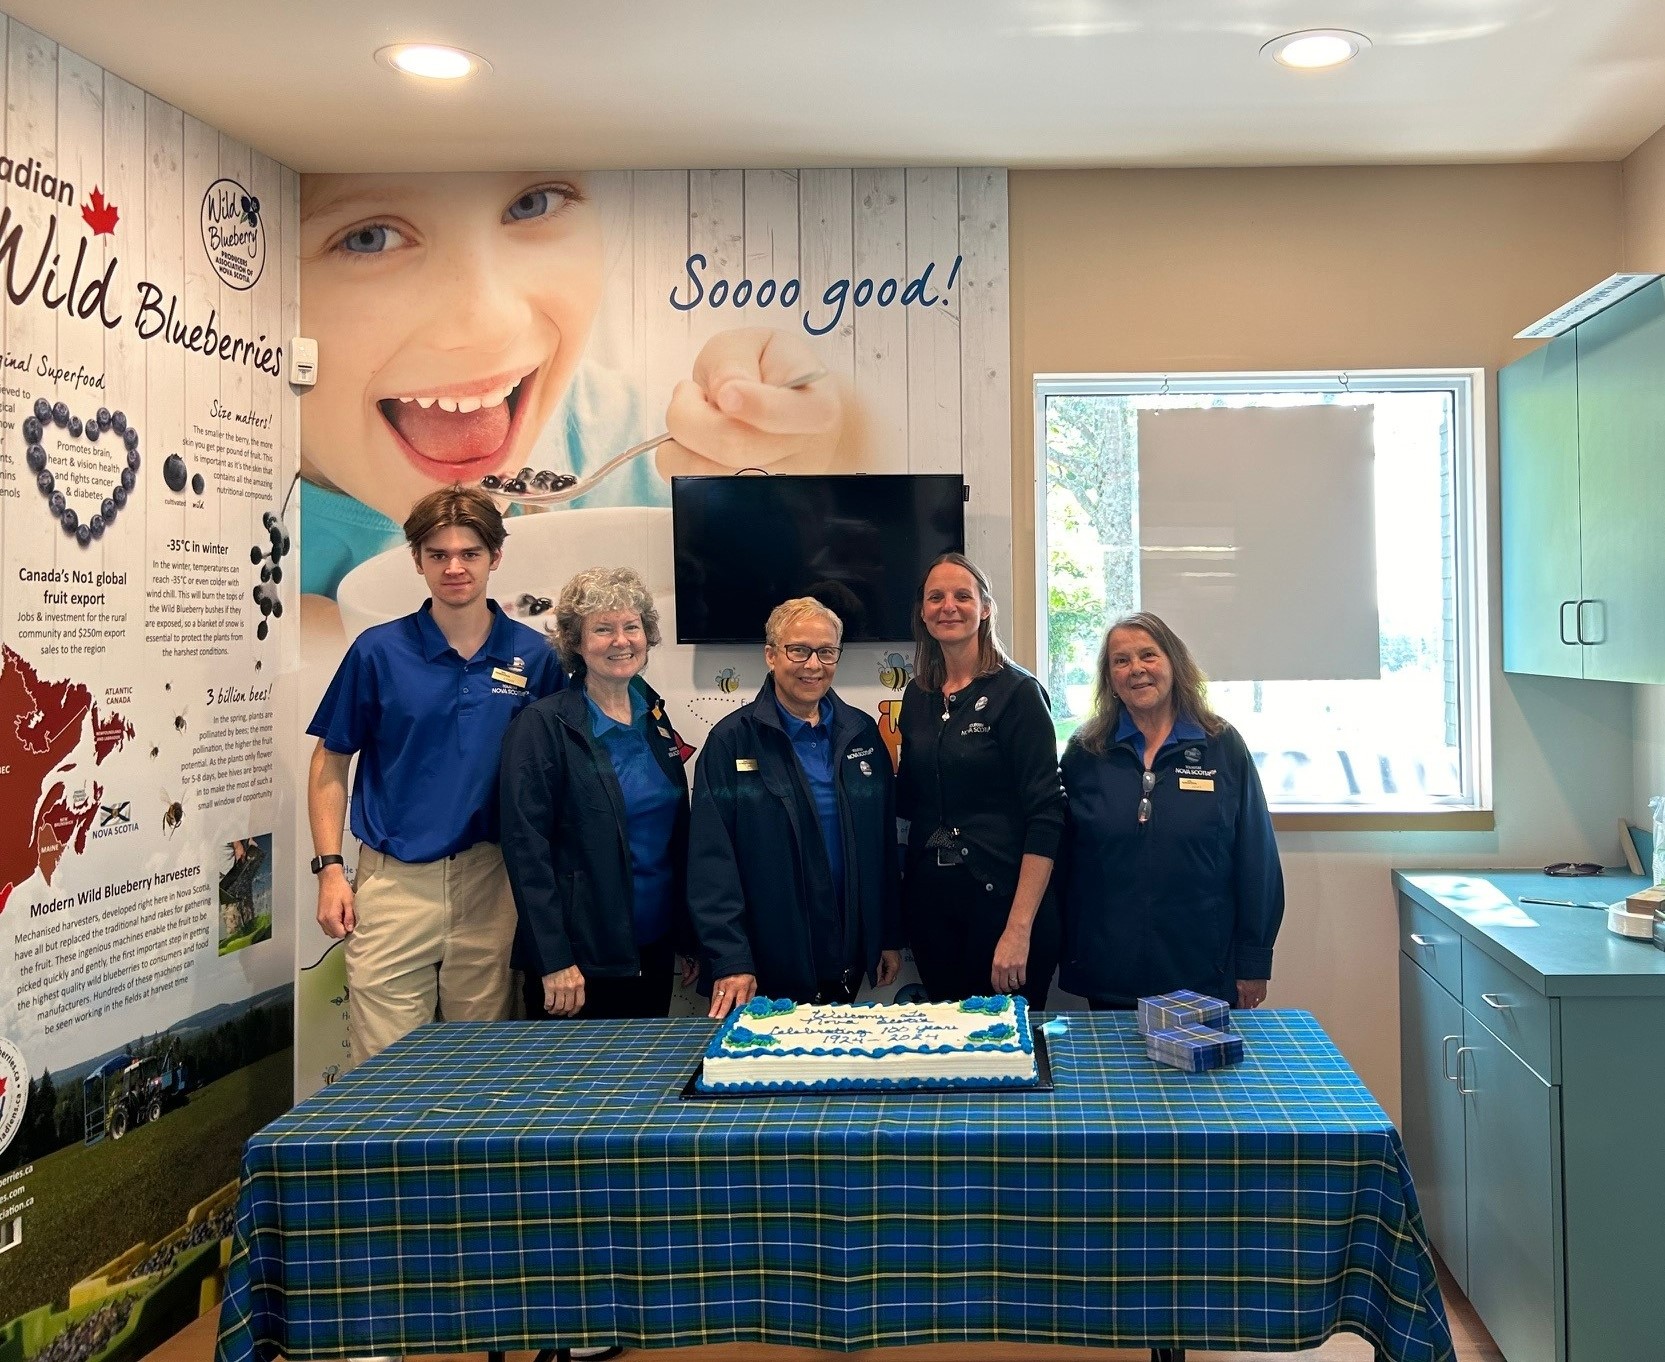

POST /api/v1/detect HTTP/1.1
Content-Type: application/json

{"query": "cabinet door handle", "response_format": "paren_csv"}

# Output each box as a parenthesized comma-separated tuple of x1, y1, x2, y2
(1559, 599, 1578, 645)
(1576, 598, 1605, 645)
(1409, 933, 1435, 948)
(1441, 1033, 1460, 1081)
(1480, 992, 1512, 1010)
(1455, 1045, 1476, 1095)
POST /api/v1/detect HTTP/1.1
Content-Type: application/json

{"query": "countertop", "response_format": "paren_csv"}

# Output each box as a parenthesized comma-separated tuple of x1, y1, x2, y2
(1392, 869, 1665, 997)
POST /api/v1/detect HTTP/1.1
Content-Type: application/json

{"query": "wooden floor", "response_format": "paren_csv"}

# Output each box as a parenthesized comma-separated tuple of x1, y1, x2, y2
(158, 1257, 1502, 1362)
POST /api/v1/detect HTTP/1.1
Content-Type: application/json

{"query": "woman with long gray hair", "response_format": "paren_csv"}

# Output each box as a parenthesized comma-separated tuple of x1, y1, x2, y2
(1058, 611, 1283, 1010)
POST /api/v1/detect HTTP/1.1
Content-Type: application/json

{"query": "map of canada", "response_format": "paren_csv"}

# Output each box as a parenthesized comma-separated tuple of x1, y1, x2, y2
(0, 643, 132, 910)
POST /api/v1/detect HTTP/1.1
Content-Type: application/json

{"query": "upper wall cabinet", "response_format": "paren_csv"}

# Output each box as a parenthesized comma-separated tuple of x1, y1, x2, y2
(1500, 281, 1665, 683)
(1499, 333, 1582, 677)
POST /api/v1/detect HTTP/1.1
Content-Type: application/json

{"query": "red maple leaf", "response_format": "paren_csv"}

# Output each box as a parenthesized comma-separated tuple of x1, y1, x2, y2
(81, 187, 118, 236)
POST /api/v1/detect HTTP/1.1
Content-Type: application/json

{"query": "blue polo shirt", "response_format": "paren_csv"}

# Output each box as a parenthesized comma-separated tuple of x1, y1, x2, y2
(308, 600, 563, 862)
(587, 690, 680, 945)
(1113, 708, 1209, 764)
(775, 694, 845, 903)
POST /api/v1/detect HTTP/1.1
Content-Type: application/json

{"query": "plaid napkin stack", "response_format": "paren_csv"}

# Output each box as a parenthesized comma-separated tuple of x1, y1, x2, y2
(1137, 990, 1243, 1073)
(1137, 988, 1231, 1034)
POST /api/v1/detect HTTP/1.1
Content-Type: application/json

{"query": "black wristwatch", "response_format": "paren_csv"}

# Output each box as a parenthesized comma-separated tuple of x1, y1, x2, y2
(310, 853, 346, 875)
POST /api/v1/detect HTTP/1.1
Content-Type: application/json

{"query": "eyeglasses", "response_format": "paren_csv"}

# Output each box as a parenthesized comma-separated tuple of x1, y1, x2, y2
(780, 643, 842, 664)
(1138, 769, 1157, 826)
(1543, 862, 1603, 877)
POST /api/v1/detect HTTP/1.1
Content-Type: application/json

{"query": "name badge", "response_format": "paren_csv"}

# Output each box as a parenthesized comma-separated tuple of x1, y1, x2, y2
(1179, 777, 1214, 792)
(736, 758, 759, 772)
(490, 667, 526, 688)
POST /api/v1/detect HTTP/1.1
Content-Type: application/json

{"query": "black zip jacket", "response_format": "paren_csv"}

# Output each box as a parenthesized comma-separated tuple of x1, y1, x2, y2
(894, 663, 1065, 894)
(1057, 721, 1283, 1005)
(688, 677, 901, 999)
(500, 679, 691, 980)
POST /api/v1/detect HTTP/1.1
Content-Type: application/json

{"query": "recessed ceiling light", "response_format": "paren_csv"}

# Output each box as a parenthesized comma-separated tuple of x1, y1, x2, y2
(1262, 29, 1370, 71)
(375, 44, 490, 81)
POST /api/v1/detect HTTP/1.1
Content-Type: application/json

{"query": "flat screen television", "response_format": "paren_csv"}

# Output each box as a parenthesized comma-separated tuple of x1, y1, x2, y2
(672, 474, 966, 644)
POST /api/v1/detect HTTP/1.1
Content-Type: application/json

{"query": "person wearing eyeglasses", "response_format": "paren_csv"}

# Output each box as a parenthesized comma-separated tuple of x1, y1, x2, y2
(895, 553, 1065, 1006)
(689, 596, 903, 1018)
(1058, 611, 1283, 1011)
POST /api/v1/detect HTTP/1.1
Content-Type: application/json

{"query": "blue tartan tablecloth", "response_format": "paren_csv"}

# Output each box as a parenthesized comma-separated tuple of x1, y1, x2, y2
(215, 1010, 1452, 1362)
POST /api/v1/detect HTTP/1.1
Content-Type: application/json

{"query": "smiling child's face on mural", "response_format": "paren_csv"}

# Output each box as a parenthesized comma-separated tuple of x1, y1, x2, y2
(299, 171, 605, 525)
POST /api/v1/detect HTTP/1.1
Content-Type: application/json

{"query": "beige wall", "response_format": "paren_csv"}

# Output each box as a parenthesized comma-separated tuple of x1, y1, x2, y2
(1007, 164, 1636, 1116)
(1621, 124, 1665, 270)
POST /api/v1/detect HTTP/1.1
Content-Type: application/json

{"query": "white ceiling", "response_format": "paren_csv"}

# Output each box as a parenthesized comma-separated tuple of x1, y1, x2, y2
(10, 0, 1665, 172)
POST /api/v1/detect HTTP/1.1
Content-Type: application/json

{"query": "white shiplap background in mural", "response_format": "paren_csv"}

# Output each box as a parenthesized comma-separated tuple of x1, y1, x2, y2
(0, 13, 300, 1339)
(588, 167, 1012, 605)
(0, 15, 299, 1065)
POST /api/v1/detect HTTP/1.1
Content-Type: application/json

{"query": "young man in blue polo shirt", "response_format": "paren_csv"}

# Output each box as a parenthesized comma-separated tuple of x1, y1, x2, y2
(307, 484, 563, 1066)
(690, 596, 901, 1018)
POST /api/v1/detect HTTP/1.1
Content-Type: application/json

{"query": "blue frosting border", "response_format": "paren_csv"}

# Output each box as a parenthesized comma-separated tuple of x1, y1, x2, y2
(700, 996, 1036, 1077)
(695, 1067, 1042, 1094)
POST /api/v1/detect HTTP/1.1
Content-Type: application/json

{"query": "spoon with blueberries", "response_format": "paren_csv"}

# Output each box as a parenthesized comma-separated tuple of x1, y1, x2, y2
(480, 367, 828, 507)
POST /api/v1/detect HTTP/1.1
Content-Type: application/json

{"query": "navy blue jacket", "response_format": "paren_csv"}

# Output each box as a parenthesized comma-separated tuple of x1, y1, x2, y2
(688, 678, 901, 999)
(500, 679, 691, 980)
(1058, 721, 1283, 1006)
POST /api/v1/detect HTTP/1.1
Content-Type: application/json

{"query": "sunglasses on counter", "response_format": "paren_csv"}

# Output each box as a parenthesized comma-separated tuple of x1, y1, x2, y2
(1543, 862, 1603, 877)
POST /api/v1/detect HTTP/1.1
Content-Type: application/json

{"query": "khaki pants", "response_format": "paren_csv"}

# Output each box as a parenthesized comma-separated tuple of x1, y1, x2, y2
(344, 841, 515, 1067)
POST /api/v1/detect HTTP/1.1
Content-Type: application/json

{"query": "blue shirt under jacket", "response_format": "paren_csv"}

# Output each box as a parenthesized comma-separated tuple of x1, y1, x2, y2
(588, 689, 681, 945)
(773, 694, 846, 905)
(308, 600, 563, 863)
(1058, 713, 1284, 1007)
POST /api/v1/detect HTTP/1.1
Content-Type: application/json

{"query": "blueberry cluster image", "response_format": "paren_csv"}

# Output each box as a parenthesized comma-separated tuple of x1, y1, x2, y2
(481, 465, 578, 495)
(24, 398, 140, 547)
(249, 509, 291, 640)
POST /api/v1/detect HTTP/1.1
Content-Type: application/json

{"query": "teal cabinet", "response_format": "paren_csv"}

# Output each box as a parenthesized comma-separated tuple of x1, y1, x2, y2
(1499, 333, 1583, 677)
(1459, 1015, 1561, 1362)
(1395, 869, 1665, 1362)
(1499, 281, 1665, 682)
(1574, 283, 1665, 682)
(1397, 952, 1468, 1294)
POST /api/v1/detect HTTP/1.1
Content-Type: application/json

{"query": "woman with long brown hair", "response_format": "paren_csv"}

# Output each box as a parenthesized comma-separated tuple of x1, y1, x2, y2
(894, 553, 1065, 1004)
(1059, 611, 1283, 1010)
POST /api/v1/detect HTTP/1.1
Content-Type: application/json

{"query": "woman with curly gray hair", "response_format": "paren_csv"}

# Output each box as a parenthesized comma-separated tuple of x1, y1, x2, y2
(500, 565, 696, 1020)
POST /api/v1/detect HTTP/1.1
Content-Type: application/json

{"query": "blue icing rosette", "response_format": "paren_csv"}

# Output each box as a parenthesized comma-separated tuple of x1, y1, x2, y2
(741, 997, 798, 1019)
(723, 1026, 779, 1049)
(967, 1022, 1016, 1043)
(958, 995, 1012, 1016)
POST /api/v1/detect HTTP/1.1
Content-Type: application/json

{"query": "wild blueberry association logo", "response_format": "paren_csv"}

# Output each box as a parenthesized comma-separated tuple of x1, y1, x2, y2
(0, 1038, 28, 1160)
(200, 177, 265, 291)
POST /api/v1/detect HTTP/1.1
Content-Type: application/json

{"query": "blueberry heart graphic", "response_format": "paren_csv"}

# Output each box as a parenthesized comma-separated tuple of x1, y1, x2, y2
(26, 397, 139, 547)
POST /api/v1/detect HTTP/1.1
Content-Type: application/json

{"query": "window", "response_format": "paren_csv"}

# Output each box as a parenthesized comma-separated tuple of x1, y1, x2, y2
(1036, 371, 1489, 813)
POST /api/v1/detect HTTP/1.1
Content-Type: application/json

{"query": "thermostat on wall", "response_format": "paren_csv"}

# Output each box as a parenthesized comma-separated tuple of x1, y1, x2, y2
(290, 337, 318, 387)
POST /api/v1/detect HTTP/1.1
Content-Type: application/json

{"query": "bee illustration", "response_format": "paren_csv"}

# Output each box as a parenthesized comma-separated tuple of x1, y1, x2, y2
(254, 659, 263, 672)
(149, 744, 160, 759)
(173, 713, 188, 733)
(240, 193, 261, 229)
(164, 681, 172, 692)
(160, 789, 184, 836)
(879, 652, 912, 690)
(715, 667, 739, 694)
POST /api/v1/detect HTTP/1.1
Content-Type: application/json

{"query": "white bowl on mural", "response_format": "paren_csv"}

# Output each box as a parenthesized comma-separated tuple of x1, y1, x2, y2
(336, 505, 693, 676)
(335, 502, 906, 747)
